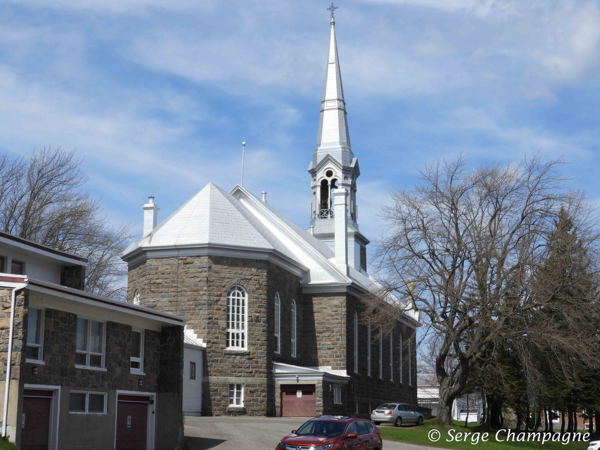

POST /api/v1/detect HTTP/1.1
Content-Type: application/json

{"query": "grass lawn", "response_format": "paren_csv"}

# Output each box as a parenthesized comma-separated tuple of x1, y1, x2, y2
(378, 419, 592, 450)
(0, 440, 15, 450)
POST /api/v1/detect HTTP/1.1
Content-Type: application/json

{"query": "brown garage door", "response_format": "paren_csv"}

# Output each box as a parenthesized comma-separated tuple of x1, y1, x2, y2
(116, 396, 149, 450)
(22, 390, 53, 450)
(281, 385, 316, 417)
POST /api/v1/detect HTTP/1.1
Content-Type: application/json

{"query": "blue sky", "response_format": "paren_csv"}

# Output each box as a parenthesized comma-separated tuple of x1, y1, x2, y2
(1, 0, 599, 251)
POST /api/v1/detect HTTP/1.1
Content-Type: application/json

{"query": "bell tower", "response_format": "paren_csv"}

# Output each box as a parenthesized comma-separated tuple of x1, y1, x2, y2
(308, 7, 369, 273)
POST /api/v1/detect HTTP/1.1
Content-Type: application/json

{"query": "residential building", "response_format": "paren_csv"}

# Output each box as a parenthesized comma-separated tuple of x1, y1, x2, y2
(122, 14, 420, 418)
(0, 231, 186, 450)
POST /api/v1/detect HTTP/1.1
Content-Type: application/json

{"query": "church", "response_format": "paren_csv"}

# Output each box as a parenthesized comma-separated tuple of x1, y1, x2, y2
(121, 12, 420, 418)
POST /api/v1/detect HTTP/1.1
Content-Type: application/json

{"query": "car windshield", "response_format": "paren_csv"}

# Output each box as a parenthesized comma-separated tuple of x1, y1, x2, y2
(295, 421, 346, 437)
(377, 404, 398, 410)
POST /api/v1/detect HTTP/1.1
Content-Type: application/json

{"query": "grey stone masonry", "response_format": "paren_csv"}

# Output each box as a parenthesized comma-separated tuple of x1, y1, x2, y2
(0, 287, 26, 382)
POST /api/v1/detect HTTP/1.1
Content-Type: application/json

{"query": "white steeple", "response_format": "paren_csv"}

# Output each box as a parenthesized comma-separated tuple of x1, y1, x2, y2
(308, 8, 368, 273)
(314, 14, 353, 167)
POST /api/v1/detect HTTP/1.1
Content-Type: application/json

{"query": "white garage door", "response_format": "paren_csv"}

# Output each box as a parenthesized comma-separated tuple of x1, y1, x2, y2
(183, 347, 203, 415)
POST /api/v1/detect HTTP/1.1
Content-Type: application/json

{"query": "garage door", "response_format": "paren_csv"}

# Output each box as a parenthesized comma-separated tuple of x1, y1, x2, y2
(116, 395, 149, 450)
(281, 385, 316, 417)
(183, 347, 203, 415)
(22, 390, 53, 450)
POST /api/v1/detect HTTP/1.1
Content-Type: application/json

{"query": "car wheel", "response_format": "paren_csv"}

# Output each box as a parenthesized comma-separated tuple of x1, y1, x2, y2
(374, 422, 381, 425)
(417, 416, 424, 426)
(394, 417, 402, 427)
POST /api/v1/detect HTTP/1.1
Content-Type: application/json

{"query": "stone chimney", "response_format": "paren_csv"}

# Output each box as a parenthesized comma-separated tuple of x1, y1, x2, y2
(143, 196, 159, 237)
(261, 191, 268, 204)
(332, 188, 348, 275)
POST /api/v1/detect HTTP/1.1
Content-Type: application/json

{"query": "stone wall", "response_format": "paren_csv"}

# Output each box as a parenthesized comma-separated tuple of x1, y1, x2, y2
(129, 255, 280, 416)
(302, 293, 347, 371)
(23, 308, 167, 393)
(345, 294, 418, 415)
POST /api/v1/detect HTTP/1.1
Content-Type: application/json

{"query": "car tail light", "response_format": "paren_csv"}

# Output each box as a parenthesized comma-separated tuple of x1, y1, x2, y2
(387, 411, 392, 415)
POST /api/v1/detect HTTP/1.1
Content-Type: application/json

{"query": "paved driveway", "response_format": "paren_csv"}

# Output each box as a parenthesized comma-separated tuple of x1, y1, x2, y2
(184, 416, 446, 450)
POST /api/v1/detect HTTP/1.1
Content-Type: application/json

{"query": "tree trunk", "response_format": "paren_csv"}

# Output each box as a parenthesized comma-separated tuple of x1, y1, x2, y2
(567, 405, 573, 433)
(560, 410, 566, 434)
(534, 406, 541, 432)
(489, 400, 503, 429)
(548, 406, 554, 432)
(573, 410, 578, 432)
(437, 386, 455, 425)
(595, 409, 600, 435)
(544, 407, 549, 432)
(588, 410, 594, 434)
(516, 408, 522, 432)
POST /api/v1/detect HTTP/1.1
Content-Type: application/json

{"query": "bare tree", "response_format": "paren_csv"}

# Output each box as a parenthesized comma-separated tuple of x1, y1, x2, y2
(0, 148, 132, 298)
(373, 155, 600, 424)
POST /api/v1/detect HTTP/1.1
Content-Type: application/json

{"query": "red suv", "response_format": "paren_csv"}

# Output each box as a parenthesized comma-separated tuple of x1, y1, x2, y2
(276, 416, 383, 450)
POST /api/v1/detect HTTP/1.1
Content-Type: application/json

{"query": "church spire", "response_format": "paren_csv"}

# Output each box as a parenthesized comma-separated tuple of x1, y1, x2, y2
(314, 7, 353, 166)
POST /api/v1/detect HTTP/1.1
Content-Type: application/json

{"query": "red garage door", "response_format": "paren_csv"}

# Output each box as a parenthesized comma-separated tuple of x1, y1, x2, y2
(22, 390, 53, 450)
(281, 385, 316, 417)
(116, 396, 149, 450)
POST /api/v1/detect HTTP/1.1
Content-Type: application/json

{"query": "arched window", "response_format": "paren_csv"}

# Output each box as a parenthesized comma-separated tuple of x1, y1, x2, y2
(291, 299, 297, 357)
(274, 293, 281, 354)
(353, 312, 359, 373)
(367, 322, 371, 376)
(379, 326, 383, 379)
(226, 286, 247, 350)
(408, 339, 412, 386)
(389, 333, 394, 381)
(399, 334, 403, 384)
(133, 290, 140, 306)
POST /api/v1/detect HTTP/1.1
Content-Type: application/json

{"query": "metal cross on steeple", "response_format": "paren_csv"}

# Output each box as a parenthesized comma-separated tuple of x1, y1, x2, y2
(327, 2, 338, 19)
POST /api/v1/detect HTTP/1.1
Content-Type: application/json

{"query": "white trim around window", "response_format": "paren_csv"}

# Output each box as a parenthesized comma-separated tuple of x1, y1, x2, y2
(226, 286, 248, 350)
(68, 391, 108, 414)
(228, 383, 244, 407)
(334, 384, 342, 404)
(26, 307, 45, 364)
(291, 299, 297, 358)
(75, 317, 106, 370)
(130, 328, 144, 375)
(274, 293, 281, 354)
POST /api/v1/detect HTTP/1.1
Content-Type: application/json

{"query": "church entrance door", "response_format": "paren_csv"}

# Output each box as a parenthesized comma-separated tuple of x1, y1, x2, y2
(281, 385, 316, 417)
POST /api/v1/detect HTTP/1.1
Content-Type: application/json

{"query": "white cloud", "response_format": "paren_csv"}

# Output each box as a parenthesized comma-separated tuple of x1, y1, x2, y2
(541, 2, 600, 82)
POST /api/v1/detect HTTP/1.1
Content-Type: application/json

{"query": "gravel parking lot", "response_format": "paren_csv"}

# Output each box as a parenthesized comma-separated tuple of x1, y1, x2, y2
(184, 416, 446, 450)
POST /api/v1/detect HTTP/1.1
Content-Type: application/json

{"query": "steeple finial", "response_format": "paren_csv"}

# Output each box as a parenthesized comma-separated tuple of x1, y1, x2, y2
(327, 2, 338, 19)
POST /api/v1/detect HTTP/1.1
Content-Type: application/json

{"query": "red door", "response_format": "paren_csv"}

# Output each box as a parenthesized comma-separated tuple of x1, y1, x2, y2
(22, 391, 52, 450)
(116, 397, 149, 450)
(281, 385, 316, 417)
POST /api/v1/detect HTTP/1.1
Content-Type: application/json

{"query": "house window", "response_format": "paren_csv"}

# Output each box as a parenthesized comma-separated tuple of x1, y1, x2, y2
(399, 334, 403, 384)
(379, 327, 383, 379)
(133, 290, 140, 305)
(291, 299, 297, 358)
(360, 246, 367, 271)
(408, 340, 412, 386)
(69, 391, 107, 414)
(229, 384, 244, 407)
(76, 318, 105, 368)
(274, 293, 281, 354)
(11, 259, 24, 275)
(0, 256, 5, 272)
(389, 333, 393, 382)
(367, 322, 371, 376)
(353, 312, 359, 373)
(130, 329, 144, 374)
(190, 362, 196, 380)
(334, 385, 342, 404)
(226, 286, 247, 350)
(26, 308, 44, 362)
